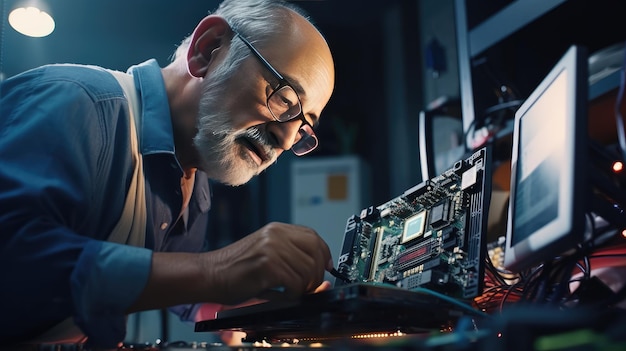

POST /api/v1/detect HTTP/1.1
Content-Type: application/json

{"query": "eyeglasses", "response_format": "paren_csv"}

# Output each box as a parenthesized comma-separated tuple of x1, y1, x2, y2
(232, 29, 318, 156)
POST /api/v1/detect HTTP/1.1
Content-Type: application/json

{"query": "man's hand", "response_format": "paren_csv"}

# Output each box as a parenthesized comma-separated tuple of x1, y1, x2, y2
(202, 222, 333, 304)
(128, 222, 332, 313)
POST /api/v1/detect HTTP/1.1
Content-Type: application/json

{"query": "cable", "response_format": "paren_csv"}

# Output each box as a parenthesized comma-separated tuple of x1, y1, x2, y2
(548, 257, 578, 305)
(482, 99, 523, 116)
(588, 253, 626, 260)
(464, 119, 476, 149)
(582, 255, 591, 281)
(499, 281, 524, 312)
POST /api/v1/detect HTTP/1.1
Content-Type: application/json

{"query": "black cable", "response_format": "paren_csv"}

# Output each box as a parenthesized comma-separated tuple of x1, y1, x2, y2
(482, 99, 523, 131)
(574, 262, 587, 277)
(548, 256, 578, 305)
(528, 261, 552, 303)
(499, 281, 524, 312)
(588, 253, 626, 260)
(464, 119, 476, 149)
(482, 100, 524, 116)
(539, 221, 603, 306)
(484, 257, 507, 286)
(519, 264, 545, 302)
(585, 212, 597, 242)
(582, 255, 591, 281)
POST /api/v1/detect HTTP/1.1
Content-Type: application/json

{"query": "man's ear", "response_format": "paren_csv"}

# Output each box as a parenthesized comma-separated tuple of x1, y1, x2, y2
(187, 15, 230, 78)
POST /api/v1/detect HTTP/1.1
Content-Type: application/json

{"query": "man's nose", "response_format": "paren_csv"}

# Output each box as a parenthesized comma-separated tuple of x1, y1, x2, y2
(268, 118, 302, 151)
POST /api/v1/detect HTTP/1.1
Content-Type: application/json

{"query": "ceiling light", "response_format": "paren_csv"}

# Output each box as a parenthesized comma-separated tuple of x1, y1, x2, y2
(8, 6, 55, 37)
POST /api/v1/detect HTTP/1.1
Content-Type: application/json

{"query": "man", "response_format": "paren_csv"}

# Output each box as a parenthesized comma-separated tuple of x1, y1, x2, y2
(0, 0, 335, 348)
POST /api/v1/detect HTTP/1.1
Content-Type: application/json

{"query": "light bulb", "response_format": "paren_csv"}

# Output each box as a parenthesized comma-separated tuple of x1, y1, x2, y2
(8, 6, 55, 37)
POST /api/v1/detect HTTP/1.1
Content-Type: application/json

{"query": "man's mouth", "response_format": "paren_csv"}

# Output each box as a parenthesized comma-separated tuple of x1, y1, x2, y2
(240, 137, 269, 165)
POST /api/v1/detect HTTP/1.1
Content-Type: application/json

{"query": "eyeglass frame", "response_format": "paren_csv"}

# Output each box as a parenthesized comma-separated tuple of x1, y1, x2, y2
(231, 28, 319, 156)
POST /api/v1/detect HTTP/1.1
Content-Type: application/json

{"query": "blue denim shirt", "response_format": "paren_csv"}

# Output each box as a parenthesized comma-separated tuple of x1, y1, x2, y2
(0, 59, 211, 347)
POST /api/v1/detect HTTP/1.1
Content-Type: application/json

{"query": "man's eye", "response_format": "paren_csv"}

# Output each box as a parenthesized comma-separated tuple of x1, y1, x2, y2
(272, 86, 297, 106)
(278, 93, 294, 107)
(268, 86, 300, 119)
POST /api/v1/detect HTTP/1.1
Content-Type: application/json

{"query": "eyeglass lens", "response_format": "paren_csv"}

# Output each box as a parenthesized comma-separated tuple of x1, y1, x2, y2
(267, 85, 317, 155)
(268, 85, 301, 121)
(292, 123, 318, 156)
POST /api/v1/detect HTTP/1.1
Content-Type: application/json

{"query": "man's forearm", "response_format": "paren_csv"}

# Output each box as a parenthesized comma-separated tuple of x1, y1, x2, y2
(127, 252, 213, 313)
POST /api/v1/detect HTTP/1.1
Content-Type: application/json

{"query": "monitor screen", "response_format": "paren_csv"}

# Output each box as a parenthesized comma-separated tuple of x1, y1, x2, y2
(504, 45, 588, 273)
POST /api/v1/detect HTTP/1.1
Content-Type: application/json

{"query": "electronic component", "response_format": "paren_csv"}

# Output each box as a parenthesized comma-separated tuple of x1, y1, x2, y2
(336, 146, 492, 299)
(402, 211, 427, 243)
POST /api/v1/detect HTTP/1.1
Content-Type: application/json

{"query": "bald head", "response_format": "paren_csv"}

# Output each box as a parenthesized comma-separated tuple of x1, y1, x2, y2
(253, 8, 335, 124)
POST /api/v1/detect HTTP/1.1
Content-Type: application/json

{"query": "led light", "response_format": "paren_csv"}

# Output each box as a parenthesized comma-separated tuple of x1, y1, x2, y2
(613, 161, 623, 173)
(8, 6, 55, 37)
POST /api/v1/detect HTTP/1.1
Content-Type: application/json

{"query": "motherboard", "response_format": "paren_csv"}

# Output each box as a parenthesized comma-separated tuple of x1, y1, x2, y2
(335, 146, 492, 299)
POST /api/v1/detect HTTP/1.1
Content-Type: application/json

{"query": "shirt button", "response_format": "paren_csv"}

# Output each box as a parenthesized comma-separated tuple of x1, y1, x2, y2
(160, 222, 168, 230)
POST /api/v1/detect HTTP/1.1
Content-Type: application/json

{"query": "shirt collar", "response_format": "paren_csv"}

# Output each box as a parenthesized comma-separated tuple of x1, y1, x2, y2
(128, 59, 176, 157)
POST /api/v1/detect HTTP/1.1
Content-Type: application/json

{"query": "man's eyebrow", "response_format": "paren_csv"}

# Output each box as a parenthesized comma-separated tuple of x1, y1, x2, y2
(283, 73, 305, 96)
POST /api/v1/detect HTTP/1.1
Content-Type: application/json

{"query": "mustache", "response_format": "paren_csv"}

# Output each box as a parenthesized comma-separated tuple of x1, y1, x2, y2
(212, 125, 277, 160)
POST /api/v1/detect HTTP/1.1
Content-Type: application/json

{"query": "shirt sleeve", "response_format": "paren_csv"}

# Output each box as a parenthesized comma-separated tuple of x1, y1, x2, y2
(72, 241, 152, 347)
(0, 66, 151, 348)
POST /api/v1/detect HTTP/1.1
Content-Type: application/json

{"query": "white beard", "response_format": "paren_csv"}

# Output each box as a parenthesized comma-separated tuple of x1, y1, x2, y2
(192, 63, 277, 186)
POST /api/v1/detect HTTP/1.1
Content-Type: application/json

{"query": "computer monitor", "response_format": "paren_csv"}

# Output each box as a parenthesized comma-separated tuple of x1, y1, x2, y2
(504, 45, 588, 273)
(418, 97, 464, 181)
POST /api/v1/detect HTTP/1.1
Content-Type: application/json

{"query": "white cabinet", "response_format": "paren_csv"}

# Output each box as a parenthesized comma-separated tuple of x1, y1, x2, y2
(290, 156, 370, 283)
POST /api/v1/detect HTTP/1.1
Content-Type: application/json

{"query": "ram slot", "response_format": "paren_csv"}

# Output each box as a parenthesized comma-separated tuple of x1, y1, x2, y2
(366, 226, 382, 280)
(395, 237, 435, 272)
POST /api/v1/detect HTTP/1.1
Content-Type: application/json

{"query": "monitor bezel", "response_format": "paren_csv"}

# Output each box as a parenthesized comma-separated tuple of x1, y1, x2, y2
(503, 45, 588, 273)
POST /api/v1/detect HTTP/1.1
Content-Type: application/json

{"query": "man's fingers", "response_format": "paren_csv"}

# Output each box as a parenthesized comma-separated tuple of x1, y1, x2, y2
(313, 280, 332, 293)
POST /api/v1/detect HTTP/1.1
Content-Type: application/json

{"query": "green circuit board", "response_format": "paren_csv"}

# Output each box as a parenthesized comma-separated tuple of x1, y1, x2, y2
(336, 147, 491, 299)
